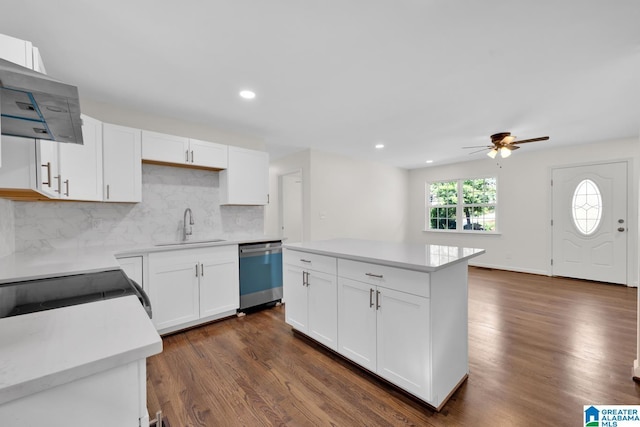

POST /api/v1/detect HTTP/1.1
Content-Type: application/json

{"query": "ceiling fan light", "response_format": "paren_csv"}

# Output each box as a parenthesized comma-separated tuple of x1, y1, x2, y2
(503, 136, 516, 144)
(500, 147, 512, 158)
(487, 148, 498, 159)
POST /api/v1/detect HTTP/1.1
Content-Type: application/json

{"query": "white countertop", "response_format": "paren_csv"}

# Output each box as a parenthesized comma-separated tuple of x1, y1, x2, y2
(0, 295, 162, 405)
(0, 235, 281, 285)
(284, 239, 485, 272)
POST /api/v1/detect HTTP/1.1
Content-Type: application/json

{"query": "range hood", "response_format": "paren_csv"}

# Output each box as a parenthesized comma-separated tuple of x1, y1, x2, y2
(0, 57, 83, 144)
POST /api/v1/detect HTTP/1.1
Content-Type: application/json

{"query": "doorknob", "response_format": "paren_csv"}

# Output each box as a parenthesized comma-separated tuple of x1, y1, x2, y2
(618, 227, 625, 232)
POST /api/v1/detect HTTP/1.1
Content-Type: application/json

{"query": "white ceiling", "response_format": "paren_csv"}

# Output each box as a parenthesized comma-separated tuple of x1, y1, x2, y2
(1, 1, 638, 169)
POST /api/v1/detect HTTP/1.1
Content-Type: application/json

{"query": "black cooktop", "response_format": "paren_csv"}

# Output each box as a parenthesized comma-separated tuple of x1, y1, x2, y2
(1, 269, 148, 318)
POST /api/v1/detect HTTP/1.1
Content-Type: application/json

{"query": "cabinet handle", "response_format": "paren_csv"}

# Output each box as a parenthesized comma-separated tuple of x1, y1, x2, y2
(301, 271, 306, 286)
(366, 273, 383, 279)
(190, 150, 194, 163)
(106, 184, 110, 200)
(300, 259, 312, 263)
(42, 162, 51, 187)
(369, 288, 374, 308)
(54, 175, 61, 193)
(185, 150, 189, 163)
(195, 264, 199, 277)
(200, 263, 204, 276)
(64, 179, 69, 196)
(376, 290, 381, 310)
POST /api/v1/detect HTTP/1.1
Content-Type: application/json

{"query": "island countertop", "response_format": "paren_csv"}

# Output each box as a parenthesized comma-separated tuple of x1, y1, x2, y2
(283, 238, 485, 272)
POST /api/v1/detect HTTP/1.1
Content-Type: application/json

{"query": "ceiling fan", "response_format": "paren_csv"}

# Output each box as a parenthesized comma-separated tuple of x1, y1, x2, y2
(464, 132, 550, 158)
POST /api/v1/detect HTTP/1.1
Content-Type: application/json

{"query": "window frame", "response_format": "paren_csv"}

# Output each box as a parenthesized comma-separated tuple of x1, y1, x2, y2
(425, 176, 498, 234)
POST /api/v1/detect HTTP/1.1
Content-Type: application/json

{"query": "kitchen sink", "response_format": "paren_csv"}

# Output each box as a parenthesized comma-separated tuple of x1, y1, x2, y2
(155, 239, 226, 247)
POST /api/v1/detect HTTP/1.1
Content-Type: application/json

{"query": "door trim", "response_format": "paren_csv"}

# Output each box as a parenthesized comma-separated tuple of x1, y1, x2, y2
(548, 158, 636, 286)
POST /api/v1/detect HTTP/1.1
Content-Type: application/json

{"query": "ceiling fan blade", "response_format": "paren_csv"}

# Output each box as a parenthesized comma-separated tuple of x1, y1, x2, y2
(510, 145, 520, 150)
(513, 136, 550, 144)
(463, 145, 492, 149)
(468, 148, 489, 155)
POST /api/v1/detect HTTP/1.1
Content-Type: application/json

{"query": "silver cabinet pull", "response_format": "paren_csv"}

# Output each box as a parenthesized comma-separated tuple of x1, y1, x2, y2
(54, 175, 61, 193)
(376, 290, 381, 309)
(42, 162, 51, 187)
(366, 272, 383, 279)
(369, 288, 374, 308)
(200, 263, 204, 276)
(190, 150, 194, 163)
(64, 179, 69, 196)
(106, 184, 110, 200)
(300, 259, 312, 263)
(195, 264, 199, 277)
(185, 150, 189, 162)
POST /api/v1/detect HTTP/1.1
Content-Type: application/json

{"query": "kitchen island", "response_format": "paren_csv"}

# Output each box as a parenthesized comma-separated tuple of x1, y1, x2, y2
(282, 238, 485, 411)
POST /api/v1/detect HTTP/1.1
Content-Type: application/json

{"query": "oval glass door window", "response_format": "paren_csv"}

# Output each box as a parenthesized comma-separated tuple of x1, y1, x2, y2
(572, 179, 602, 235)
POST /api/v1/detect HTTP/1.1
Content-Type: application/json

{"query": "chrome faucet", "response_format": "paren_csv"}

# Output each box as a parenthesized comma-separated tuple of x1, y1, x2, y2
(183, 208, 194, 241)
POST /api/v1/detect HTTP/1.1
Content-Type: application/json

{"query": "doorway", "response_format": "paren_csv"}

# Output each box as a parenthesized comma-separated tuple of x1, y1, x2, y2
(280, 170, 303, 243)
(551, 161, 629, 284)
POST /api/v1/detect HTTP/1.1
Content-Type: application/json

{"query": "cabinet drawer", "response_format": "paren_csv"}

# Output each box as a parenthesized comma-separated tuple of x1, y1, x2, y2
(283, 249, 337, 275)
(338, 259, 429, 298)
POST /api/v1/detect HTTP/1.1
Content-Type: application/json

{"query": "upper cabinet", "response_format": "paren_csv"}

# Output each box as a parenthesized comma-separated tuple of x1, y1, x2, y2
(0, 33, 36, 69)
(103, 123, 142, 202)
(57, 115, 103, 201)
(220, 146, 269, 205)
(0, 115, 102, 201)
(141, 131, 227, 170)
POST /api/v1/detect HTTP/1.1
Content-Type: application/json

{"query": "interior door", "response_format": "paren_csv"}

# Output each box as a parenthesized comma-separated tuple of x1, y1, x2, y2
(551, 161, 628, 284)
(281, 171, 303, 243)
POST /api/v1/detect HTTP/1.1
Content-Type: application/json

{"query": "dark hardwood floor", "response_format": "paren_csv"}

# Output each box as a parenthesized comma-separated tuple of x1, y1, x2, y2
(147, 267, 640, 426)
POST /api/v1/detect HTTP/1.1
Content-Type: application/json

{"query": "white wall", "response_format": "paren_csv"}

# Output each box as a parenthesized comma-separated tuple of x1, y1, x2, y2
(81, 99, 265, 151)
(407, 137, 639, 285)
(267, 149, 409, 243)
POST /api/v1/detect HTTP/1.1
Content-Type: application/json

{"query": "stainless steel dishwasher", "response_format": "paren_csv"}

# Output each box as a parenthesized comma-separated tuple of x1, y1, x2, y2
(238, 240, 283, 310)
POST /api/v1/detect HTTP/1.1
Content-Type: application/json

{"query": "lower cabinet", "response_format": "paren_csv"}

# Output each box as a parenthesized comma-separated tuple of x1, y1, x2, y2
(148, 245, 239, 334)
(338, 277, 431, 401)
(283, 250, 338, 350)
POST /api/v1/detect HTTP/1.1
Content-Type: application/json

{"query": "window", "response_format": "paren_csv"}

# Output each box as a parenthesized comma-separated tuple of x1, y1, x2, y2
(426, 177, 497, 232)
(572, 179, 602, 235)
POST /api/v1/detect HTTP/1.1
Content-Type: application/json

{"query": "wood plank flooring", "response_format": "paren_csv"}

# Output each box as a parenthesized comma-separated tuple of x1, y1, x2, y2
(146, 267, 640, 426)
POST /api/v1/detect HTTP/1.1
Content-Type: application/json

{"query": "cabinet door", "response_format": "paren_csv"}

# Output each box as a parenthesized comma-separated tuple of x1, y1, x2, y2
(307, 270, 338, 350)
(37, 139, 59, 198)
(283, 264, 308, 333)
(0, 33, 32, 68)
(220, 146, 269, 205)
(141, 130, 189, 164)
(117, 256, 144, 288)
(0, 136, 37, 190)
(103, 123, 142, 202)
(376, 287, 431, 401)
(189, 138, 228, 169)
(58, 115, 103, 200)
(199, 247, 239, 318)
(148, 251, 200, 331)
(337, 277, 377, 372)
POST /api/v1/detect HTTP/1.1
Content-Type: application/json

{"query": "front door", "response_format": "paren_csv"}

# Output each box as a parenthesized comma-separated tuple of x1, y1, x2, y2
(551, 161, 628, 284)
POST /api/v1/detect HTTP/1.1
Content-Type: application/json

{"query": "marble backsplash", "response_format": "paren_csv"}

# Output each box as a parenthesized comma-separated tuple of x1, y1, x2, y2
(0, 198, 15, 257)
(13, 164, 264, 251)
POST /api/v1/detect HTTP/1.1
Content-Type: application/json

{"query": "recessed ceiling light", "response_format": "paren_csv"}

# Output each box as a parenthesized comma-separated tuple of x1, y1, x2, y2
(375, 143, 384, 149)
(425, 160, 434, 164)
(239, 90, 256, 100)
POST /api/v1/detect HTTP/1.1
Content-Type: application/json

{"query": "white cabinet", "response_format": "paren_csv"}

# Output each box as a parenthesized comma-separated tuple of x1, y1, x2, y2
(0, 360, 147, 427)
(0, 33, 34, 69)
(117, 256, 144, 288)
(0, 115, 102, 201)
(57, 114, 103, 201)
(102, 123, 142, 202)
(148, 245, 239, 334)
(283, 250, 338, 350)
(141, 130, 227, 169)
(220, 146, 269, 205)
(337, 259, 431, 401)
